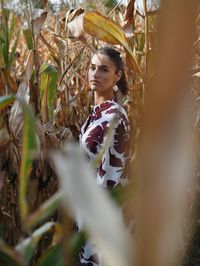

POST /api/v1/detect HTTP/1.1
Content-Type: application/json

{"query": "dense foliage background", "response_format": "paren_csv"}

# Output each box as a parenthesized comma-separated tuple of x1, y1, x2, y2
(0, 0, 199, 265)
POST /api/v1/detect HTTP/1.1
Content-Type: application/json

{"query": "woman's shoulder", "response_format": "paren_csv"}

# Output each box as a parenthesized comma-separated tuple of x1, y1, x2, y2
(103, 100, 129, 122)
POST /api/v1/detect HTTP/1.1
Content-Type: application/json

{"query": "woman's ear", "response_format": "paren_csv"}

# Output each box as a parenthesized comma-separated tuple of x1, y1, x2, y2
(116, 70, 122, 82)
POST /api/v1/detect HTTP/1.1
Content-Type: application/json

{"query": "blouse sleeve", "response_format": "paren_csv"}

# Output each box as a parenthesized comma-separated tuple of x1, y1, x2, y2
(96, 112, 130, 189)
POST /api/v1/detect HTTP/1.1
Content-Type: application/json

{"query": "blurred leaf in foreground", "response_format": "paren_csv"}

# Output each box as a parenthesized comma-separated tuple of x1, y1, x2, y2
(15, 222, 56, 265)
(0, 240, 24, 266)
(37, 244, 64, 266)
(0, 95, 37, 222)
(17, 96, 37, 222)
(52, 143, 132, 266)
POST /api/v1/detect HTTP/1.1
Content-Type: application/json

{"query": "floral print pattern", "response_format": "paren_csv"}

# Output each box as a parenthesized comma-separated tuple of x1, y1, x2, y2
(79, 99, 130, 265)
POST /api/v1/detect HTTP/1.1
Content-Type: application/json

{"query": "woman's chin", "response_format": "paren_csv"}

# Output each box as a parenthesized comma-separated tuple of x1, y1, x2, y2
(90, 86, 99, 91)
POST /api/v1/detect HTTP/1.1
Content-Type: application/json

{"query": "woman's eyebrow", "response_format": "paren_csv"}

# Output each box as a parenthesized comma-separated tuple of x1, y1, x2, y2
(90, 63, 110, 69)
(99, 65, 109, 68)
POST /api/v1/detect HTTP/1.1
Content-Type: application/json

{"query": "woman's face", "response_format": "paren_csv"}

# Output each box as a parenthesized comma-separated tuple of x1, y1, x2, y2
(88, 53, 121, 95)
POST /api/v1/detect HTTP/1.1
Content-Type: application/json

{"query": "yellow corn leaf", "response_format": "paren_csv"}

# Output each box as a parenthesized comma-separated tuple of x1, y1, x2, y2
(83, 11, 144, 80)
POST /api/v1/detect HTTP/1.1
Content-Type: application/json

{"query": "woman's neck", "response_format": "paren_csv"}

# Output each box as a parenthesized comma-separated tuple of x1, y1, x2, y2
(94, 91, 114, 105)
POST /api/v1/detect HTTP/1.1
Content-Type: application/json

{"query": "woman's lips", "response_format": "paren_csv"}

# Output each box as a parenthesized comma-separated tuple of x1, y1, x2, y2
(90, 80, 101, 85)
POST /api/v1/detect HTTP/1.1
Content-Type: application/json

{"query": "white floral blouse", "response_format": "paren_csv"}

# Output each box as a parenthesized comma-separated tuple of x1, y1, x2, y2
(79, 99, 130, 265)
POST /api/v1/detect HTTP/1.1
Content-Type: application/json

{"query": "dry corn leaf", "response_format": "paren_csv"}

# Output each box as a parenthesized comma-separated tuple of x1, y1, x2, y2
(67, 13, 88, 42)
(123, 0, 136, 30)
(83, 11, 144, 79)
(9, 51, 34, 139)
(32, 9, 48, 39)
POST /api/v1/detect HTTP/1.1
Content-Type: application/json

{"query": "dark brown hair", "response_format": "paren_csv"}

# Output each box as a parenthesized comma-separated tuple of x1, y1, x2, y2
(96, 46, 128, 95)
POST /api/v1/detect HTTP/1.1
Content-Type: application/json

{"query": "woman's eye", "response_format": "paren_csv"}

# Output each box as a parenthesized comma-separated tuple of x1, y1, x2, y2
(89, 66, 95, 71)
(100, 68, 108, 72)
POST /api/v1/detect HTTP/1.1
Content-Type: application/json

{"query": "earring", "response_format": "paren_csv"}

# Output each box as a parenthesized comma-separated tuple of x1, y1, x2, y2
(113, 85, 118, 92)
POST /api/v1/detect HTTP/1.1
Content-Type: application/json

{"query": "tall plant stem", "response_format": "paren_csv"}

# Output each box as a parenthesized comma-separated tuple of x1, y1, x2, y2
(28, 0, 40, 115)
(143, 0, 149, 76)
(142, 0, 149, 106)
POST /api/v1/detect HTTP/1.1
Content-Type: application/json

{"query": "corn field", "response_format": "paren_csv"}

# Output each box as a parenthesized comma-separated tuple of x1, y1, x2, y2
(0, 0, 200, 265)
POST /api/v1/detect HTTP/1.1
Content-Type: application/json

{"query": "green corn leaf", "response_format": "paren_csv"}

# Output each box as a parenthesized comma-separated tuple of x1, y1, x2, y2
(0, 240, 24, 266)
(8, 28, 20, 68)
(2, 8, 10, 24)
(37, 244, 64, 266)
(2, 41, 8, 69)
(69, 231, 87, 258)
(109, 185, 125, 207)
(0, 95, 16, 109)
(17, 96, 36, 222)
(39, 62, 56, 73)
(40, 63, 58, 122)
(0, 14, 9, 68)
(137, 33, 145, 64)
(23, 29, 33, 50)
(15, 222, 56, 265)
(0, 95, 37, 221)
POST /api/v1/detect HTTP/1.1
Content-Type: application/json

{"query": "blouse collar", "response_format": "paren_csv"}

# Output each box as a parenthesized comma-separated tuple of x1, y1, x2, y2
(91, 99, 116, 114)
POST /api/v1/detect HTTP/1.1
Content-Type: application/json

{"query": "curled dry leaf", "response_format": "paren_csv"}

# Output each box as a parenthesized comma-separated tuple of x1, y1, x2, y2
(67, 13, 88, 43)
(123, 0, 135, 30)
(52, 143, 132, 266)
(32, 9, 48, 39)
(66, 8, 85, 22)
(9, 51, 34, 139)
(123, 0, 136, 37)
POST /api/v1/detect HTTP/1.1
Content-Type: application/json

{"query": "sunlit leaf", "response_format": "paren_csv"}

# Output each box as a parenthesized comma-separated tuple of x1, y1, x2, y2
(15, 222, 56, 265)
(52, 143, 132, 266)
(83, 11, 144, 80)
(40, 63, 58, 122)
(8, 12, 15, 43)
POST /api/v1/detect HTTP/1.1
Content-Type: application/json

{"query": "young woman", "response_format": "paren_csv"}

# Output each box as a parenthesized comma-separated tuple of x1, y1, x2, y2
(79, 46, 130, 266)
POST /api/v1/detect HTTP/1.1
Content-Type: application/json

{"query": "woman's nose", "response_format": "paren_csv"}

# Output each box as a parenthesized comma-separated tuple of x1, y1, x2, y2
(93, 69, 100, 78)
